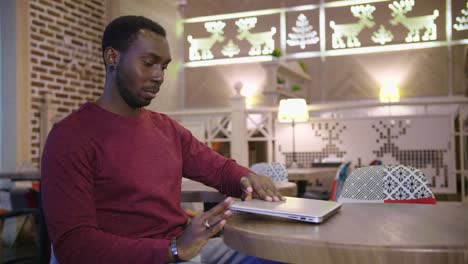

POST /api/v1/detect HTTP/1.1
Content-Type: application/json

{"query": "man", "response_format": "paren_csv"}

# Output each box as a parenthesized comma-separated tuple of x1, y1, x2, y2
(41, 15, 284, 263)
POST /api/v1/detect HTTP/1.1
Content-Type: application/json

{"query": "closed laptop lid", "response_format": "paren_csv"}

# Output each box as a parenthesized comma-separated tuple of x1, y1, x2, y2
(230, 196, 342, 223)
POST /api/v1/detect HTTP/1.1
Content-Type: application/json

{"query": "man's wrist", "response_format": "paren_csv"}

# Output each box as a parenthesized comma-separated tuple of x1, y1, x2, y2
(169, 237, 182, 262)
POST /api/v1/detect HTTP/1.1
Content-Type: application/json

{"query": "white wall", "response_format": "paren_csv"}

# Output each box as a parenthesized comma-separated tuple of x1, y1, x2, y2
(108, 0, 182, 112)
(0, 3, 3, 170)
(0, 0, 16, 171)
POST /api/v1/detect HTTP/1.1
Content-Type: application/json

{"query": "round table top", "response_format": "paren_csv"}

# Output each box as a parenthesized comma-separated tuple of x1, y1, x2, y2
(223, 202, 468, 264)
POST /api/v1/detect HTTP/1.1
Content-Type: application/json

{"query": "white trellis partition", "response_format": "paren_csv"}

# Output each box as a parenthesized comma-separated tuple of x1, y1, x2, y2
(458, 105, 468, 203)
(164, 96, 468, 201)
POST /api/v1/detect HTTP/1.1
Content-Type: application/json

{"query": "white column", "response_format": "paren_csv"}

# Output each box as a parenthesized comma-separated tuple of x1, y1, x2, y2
(230, 82, 248, 166)
(460, 105, 468, 205)
(177, 0, 186, 110)
(40, 93, 58, 157)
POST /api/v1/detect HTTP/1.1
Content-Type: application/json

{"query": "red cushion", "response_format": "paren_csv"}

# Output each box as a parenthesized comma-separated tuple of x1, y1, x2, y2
(384, 197, 436, 204)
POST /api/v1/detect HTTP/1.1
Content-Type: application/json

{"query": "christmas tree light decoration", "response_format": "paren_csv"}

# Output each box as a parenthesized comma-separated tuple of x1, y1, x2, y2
(389, 0, 439, 42)
(187, 21, 226, 61)
(287, 14, 319, 49)
(236, 17, 277, 56)
(372, 25, 394, 45)
(454, 2, 468, 31)
(221, 40, 241, 57)
(330, 5, 376, 49)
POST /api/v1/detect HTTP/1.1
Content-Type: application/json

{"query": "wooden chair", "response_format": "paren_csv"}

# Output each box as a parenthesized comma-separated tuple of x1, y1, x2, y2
(338, 165, 436, 204)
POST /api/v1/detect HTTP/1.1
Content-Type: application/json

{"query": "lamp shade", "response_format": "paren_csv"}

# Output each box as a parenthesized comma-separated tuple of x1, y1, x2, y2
(277, 98, 309, 123)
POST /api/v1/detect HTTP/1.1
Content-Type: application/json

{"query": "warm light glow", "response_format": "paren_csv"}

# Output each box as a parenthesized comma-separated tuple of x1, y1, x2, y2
(278, 98, 310, 123)
(240, 85, 255, 97)
(379, 82, 400, 103)
(239, 85, 257, 108)
(245, 96, 254, 108)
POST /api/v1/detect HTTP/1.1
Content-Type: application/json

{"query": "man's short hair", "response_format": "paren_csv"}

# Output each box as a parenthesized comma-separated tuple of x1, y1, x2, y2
(101, 16, 167, 64)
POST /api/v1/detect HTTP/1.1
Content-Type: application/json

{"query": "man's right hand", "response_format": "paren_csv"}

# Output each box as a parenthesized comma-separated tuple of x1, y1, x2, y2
(176, 197, 234, 261)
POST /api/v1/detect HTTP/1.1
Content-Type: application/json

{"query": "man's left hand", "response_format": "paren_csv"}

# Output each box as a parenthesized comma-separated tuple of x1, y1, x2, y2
(240, 173, 286, 202)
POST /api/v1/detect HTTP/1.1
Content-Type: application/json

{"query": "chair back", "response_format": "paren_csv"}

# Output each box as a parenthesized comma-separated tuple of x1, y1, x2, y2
(250, 162, 288, 182)
(338, 165, 436, 204)
(328, 161, 351, 201)
(38, 189, 51, 264)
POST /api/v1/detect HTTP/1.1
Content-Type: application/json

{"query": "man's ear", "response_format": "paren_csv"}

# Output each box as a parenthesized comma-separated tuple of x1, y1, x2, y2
(104, 47, 119, 69)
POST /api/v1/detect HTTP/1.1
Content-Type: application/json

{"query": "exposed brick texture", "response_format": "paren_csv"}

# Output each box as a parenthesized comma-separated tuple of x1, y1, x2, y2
(29, 0, 106, 166)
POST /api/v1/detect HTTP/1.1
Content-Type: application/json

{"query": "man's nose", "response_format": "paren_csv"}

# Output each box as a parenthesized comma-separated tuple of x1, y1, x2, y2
(151, 65, 164, 82)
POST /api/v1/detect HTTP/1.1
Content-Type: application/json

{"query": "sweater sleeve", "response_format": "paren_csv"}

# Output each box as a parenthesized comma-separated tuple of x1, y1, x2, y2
(174, 120, 251, 197)
(41, 124, 170, 264)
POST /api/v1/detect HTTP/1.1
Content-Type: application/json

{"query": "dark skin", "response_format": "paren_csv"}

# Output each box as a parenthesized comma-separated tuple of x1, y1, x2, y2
(98, 29, 285, 262)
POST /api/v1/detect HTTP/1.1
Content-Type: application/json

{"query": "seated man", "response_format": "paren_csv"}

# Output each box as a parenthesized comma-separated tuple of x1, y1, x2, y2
(41, 15, 284, 263)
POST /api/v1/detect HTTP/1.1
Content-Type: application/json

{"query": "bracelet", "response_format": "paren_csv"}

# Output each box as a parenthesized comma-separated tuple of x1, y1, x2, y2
(170, 237, 182, 262)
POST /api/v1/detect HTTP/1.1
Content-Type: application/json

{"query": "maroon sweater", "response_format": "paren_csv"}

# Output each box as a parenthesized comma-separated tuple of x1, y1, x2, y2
(41, 102, 250, 264)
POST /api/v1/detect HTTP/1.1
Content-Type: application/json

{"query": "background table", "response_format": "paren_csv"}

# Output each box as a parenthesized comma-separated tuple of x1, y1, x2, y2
(223, 203, 468, 264)
(181, 179, 297, 202)
(287, 168, 337, 197)
(0, 171, 41, 181)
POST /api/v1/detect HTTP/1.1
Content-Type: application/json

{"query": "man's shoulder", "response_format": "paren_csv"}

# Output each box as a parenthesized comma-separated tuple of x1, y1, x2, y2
(51, 103, 94, 134)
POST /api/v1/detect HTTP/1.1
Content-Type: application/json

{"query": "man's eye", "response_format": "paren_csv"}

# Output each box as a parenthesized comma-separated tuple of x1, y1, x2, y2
(162, 65, 168, 71)
(143, 61, 153, 66)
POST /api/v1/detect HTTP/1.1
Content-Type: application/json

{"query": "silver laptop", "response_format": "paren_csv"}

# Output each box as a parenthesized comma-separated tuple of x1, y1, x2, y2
(229, 196, 342, 223)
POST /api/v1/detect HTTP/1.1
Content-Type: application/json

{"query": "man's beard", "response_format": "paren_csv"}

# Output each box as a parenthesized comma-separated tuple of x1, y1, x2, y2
(116, 65, 150, 108)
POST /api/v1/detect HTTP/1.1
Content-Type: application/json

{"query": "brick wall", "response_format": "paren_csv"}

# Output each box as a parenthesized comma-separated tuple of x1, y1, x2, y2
(29, 0, 106, 165)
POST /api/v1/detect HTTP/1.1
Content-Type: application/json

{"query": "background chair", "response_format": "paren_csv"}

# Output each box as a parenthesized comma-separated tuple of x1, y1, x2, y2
(369, 159, 383, 165)
(0, 186, 50, 264)
(37, 190, 51, 264)
(250, 162, 297, 197)
(328, 161, 351, 201)
(338, 165, 436, 204)
(250, 162, 289, 182)
(301, 161, 351, 200)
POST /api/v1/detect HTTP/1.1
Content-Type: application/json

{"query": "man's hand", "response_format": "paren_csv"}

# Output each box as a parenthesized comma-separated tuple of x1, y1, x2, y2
(175, 197, 233, 261)
(240, 173, 286, 202)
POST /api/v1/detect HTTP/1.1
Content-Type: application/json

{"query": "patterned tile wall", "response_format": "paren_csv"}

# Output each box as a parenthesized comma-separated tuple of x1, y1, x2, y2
(276, 116, 454, 193)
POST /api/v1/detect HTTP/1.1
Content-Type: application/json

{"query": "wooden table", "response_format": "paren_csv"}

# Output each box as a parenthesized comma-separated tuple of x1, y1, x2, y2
(0, 171, 41, 181)
(287, 168, 337, 197)
(0, 173, 297, 201)
(181, 179, 297, 202)
(223, 203, 468, 264)
(287, 168, 337, 181)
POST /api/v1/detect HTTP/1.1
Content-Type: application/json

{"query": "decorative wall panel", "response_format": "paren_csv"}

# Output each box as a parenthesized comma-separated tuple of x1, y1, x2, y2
(275, 115, 455, 193)
(184, 0, 466, 64)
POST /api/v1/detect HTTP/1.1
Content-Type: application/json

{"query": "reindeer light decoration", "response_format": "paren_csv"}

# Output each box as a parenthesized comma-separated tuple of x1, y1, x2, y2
(453, 2, 468, 31)
(235, 17, 277, 56)
(330, 5, 376, 49)
(187, 21, 226, 61)
(389, 0, 439, 42)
